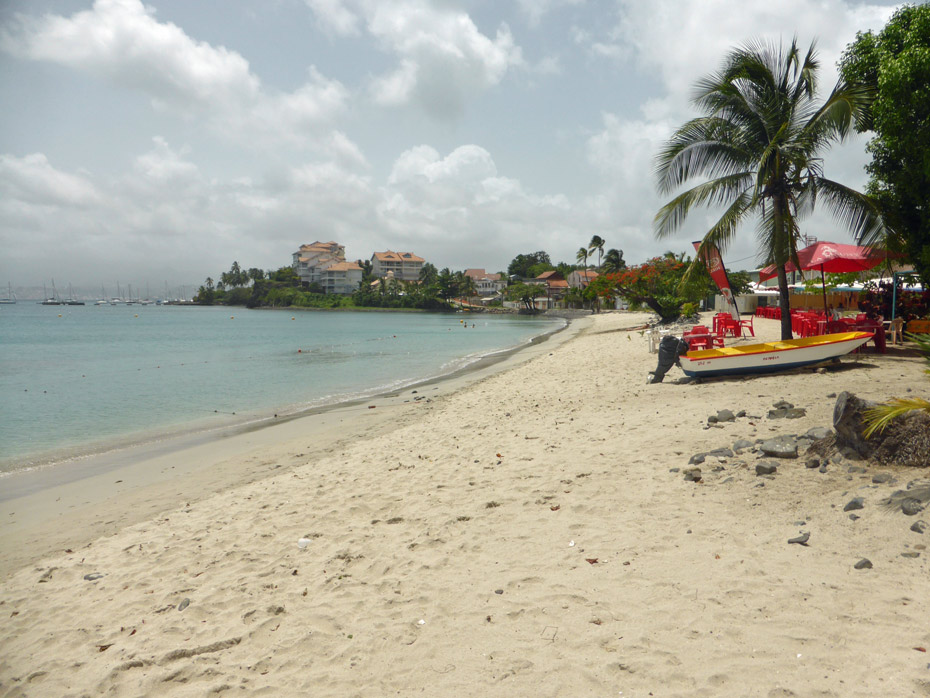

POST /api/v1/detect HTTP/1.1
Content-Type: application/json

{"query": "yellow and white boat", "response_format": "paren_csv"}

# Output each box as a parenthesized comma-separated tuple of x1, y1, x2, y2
(681, 331, 873, 378)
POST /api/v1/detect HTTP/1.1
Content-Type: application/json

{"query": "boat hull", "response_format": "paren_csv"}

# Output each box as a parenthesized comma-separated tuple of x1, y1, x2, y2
(680, 332, 873, 378)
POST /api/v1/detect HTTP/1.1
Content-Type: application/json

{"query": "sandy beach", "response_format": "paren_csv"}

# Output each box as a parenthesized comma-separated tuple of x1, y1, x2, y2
(1, 311, 928, 697)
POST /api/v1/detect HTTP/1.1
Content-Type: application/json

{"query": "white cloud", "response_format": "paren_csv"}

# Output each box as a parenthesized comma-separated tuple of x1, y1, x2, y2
(1, 0, 350, 150)
(304, 0, 524, 120)
(0, 153, 100, 207)
(305, 0, 361, 36)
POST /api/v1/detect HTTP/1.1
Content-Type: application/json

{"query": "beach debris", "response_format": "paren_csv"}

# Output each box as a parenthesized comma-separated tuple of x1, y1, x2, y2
(708, 409, 736, 424)
(759, 436, 799, 459)
(485, 501, 500, 509)
(854, 558, 873, 569)
(83, 573, 104, 581)
(902, 499, 925, 516)
(494, 589, 504, 595)
(755, 462, 778, 476)
(843, 497, 865, 512)
(915, 647, 927, 652)
(97, 644, 114, 652)
(418, 619, 425, 625)
(805, 458, 821, 469)
(569, 540, 575, 547)
(38, 568, 57, 583)
(683, 468, 702, 483)
(585, 558, 599, 565)
(849, 514, 861, 521)
(298, 538, 312, 549)
(178, 598, 190, 612)
(550, 505, 560, 511)
(788, 532, 810, 546)
(911, 521, 927, 534)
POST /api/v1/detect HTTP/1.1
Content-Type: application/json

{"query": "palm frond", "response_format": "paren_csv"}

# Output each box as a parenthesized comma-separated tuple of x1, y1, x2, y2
(814, 177, 885, 242)
(654, 174, 753, 238)
(863, 399, 930, 437)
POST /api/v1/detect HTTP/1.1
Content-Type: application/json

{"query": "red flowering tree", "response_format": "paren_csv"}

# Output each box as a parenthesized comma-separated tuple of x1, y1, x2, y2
(596, 254, 708, 322)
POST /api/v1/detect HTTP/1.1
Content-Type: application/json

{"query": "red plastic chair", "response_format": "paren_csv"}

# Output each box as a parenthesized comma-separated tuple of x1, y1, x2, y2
(738, 315, 754, 337)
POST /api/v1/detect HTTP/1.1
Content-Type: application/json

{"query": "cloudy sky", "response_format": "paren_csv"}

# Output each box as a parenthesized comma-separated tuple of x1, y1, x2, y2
(0, 0, 901, 292)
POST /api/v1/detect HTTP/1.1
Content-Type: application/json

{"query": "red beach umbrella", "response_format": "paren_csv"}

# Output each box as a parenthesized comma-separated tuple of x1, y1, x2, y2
(758, 241, 901, 313)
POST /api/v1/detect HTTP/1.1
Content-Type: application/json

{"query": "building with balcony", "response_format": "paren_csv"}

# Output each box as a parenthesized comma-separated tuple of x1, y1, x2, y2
(371, 251, 425, 282)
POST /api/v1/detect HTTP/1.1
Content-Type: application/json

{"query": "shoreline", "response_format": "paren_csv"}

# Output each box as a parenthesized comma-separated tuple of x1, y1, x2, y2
(0, 313, 587, 573)
(0, 312, 569, 483)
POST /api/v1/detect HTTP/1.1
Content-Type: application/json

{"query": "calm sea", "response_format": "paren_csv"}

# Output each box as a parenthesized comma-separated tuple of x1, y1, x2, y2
(0, 303, 563, 473)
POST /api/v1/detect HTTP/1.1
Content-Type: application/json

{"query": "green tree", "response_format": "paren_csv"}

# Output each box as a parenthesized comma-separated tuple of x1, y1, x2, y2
(840, 5, 930, 286)
(505, 282, 545, 311)
(655, 38, 882, 339)
(576, 246, 588, 269)
(599, 253, 707, 322)
(588, 235, 605, 269)
(247, 267, 265, 284)
(419, 262, 439, 285)
(602, 248, 626, 274)
(508, 251, 551, 278)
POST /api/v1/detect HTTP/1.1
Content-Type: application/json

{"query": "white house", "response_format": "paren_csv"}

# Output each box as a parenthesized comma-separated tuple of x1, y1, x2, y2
(371, 251, 425, 281)
(319, 261, 363, 295)
(292, 241, 345, 286)
(464, 269, 506, 296)
(568, 270, 599, 289)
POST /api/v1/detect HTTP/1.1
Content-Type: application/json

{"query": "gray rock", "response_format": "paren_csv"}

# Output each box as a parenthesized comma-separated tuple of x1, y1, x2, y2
(707, 448, 735, 459)
(773, 400, 794, 409)
(819, 465, 828, 473)
(849, 514, 860, 521)
(827, 392, 837, 398)
(848, 466, 867, 474)
(495, 589, 504, 594)
(760, 435, 799, 459)
(902, 499, 925, 516)
(669, 467, 680, 473)
(843, 497, 865, 512)
(716, 409, 736, 423)
(910, 521, 927, 534)
(805, 458, 821, 469)
(178, 598, 191, 612)
(901, 551, 921, 558)
(683, 468, 702, 483)
(755, 462, 778, 476)
(804, 426, 832, 441)
(707, 415, 718, 424)
(722, 476, 735, 484)
(788, 532, 810, 545)
(83, 573, 104, 581)
(733, 439, 754, 453)
(736, 410, 746, 418)
(688, 453, 706, 465)
(853, 558, 872, 569)
(872, 473, 893, 484)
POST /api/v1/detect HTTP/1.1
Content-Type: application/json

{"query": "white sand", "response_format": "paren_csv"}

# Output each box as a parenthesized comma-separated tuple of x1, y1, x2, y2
(1, 311, 928, 697)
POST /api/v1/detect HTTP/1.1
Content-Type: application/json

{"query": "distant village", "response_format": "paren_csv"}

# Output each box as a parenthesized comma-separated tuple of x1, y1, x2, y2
(292, 240, 600, 308)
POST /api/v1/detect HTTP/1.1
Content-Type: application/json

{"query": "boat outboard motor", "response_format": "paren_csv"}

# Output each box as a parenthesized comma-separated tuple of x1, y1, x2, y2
(649, 335, 691, 383)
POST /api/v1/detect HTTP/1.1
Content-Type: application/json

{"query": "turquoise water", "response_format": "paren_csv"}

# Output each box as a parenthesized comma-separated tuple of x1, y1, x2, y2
(0, 304, 562, 472)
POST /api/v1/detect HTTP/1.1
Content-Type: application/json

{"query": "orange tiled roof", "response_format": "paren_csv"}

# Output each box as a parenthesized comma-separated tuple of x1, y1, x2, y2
(373, 250, 425, 263)
(325, 261, 362, 271)
(547, 279, 569, 289)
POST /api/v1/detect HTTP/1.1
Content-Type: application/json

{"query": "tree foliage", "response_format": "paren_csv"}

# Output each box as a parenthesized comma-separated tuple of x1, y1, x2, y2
(840, 4, 930, 285)
(655, 39, 883, 339)
(508, 251, 552, 278)
(597, 254, 707, 322)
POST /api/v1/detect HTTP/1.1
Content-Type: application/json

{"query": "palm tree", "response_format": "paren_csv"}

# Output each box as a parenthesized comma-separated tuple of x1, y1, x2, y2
(589, 235, 605, 269)
(576, 247, 588, 269)
(655, 38, 883, 339)
(602, 248, 626, 274)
